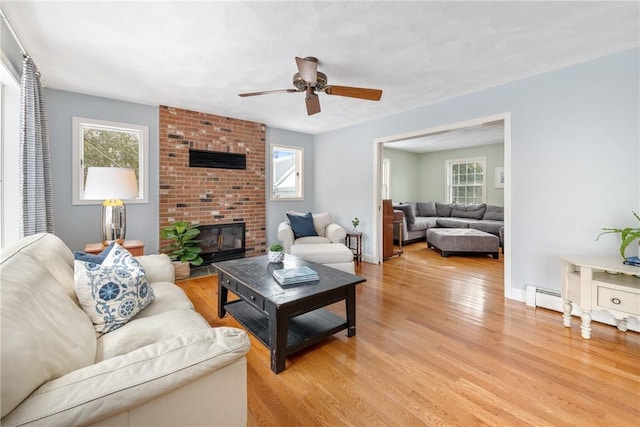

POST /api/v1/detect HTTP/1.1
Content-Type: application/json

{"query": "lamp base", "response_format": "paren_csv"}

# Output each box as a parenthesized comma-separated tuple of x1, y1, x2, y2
(100, 199, 127, 246)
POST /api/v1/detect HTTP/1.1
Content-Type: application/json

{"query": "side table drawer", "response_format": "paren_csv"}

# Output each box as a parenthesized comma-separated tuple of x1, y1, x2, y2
(597, 286, 640, 315)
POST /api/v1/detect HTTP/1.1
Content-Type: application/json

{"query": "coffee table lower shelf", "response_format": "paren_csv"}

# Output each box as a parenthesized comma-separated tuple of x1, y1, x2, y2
(224, 299, 348, 355)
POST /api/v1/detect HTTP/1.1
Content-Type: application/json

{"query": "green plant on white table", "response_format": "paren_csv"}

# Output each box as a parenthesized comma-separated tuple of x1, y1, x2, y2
(596, 211, 640, 259)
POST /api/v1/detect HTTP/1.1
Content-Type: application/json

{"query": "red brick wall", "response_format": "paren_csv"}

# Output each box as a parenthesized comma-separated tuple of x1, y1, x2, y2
(159, 105, 266, 257)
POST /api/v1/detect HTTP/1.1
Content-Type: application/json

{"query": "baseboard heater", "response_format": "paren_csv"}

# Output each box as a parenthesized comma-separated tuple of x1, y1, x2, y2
(526, 286, 639, 332)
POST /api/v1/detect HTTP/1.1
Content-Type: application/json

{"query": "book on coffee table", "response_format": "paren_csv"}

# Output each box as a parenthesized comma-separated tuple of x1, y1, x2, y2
(272, 266, 319, 285)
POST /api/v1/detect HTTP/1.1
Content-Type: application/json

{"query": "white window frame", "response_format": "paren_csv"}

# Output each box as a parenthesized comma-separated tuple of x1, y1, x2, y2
(382, 158, 391, 199)
(72, 117, 149, 205)
(445, 156, 486, 204)
(270, 144, 303, 201)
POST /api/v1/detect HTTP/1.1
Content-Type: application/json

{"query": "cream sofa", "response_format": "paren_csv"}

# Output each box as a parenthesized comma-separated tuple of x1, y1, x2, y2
(1, 233, 250, 427)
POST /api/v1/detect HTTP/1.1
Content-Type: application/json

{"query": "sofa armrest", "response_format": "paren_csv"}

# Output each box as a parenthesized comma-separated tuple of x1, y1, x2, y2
(135, 253, 174, 283)
(2, 327, 250, 427)
(325, 223, 346, 244)
(277, 221, 295, 253)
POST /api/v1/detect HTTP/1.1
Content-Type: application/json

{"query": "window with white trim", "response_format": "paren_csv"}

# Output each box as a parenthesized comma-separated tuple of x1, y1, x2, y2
(271, 144, 303, 200)
(446, 157, 486, 204)
(72, 117, 148, 205)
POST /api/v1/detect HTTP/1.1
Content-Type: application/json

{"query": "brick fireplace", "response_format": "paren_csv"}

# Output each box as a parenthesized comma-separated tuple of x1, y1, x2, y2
(159, 106, 266, 261)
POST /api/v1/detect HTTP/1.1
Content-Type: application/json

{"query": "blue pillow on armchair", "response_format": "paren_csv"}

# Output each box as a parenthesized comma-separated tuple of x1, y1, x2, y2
(287, 212, 318, 239)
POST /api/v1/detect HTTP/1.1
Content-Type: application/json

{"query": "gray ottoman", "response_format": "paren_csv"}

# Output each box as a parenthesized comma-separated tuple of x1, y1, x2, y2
(427, 228, 499, 259)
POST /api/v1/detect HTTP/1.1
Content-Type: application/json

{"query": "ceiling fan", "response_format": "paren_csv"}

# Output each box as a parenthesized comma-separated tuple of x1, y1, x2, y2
(238, 57, 383, 116)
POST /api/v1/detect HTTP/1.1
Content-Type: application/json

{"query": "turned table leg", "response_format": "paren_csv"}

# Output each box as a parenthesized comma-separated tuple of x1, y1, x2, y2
(580, 311, 592, 339)
(562, 300, 573, 327)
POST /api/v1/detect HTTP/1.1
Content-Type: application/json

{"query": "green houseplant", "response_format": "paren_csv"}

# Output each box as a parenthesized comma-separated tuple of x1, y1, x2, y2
(160, 221, 203, 279)
(351, 217, 360, 232)
(596, 211, 640, 260)
(268, 243, 284, 263)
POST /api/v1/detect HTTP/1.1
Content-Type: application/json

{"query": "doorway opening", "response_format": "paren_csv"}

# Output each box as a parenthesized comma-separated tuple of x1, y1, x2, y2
(372, 112, 512, 298)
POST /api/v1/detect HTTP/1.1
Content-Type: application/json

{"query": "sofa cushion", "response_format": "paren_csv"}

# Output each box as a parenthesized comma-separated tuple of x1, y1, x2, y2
(436, 218, 470, 228)
(1, 233, 97, 418)
(74, 244, 155, 335)
(286, 212, 318, 239)
(416, 201, 437, 217)
(483, 205, 504, 221)
(435, 202, 453, 217)
(451, 203, 487, 219)
(96, 309, 210, 361)
(311, 212, 332, 237)
(394, 203, 416, 224)
(469, 220, 504, 236)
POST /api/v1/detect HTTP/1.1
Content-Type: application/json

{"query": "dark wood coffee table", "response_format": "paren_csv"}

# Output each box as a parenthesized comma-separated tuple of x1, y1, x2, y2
(214, 254, 365, 373)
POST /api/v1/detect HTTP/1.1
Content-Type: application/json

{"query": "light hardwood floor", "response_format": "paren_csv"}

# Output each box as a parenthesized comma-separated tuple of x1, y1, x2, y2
(178, 243, 640, 426)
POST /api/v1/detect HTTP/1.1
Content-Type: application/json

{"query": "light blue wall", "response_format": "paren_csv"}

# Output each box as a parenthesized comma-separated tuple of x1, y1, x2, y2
(384, 143, 505, 205)
(383, 147, 419, 202)
(417, 143, 504, 205)
(265, 127, 314, 247)
(45, 89, 160, 252)
(313, 48, 639, 297)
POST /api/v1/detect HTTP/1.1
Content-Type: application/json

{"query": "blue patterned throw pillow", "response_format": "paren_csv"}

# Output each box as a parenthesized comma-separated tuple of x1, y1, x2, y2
(74, 243, 154, 335)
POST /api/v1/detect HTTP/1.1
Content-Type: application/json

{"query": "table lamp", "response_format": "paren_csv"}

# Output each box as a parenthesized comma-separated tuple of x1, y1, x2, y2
(84, 167, 139, 245)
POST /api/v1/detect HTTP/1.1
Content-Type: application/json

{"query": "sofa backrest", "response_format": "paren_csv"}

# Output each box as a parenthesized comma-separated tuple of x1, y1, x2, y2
(0, 233, 97, 418)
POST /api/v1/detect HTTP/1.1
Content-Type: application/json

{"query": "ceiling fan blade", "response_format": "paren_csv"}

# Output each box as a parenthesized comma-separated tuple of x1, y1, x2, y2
(295, 57, 318, 84)
(238, 89, 298, 97)
(324, 85, 383, 101)
(305, 86, 321, 115)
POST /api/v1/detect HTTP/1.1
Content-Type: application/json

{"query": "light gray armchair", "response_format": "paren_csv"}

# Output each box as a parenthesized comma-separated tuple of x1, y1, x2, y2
(277, 211, 347, 253)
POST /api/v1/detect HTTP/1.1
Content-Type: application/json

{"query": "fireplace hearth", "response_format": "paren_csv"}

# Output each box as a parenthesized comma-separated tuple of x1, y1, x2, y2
(199, 223, 245, 264)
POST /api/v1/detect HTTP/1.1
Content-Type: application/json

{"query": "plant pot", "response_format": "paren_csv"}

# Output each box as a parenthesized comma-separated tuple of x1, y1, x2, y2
(268, 251, 284, 263)
(172, 261, 190, 280)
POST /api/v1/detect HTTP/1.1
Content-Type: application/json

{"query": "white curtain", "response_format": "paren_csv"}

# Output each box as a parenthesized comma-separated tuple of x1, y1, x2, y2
(19, 56, 54, 236)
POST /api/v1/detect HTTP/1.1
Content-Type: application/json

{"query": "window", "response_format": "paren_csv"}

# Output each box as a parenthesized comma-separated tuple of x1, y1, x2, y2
(446, 157, 486, 204)
(72, 117, 148, 205)
(382, 158, 390, 199)
(271, 144, 303, 200)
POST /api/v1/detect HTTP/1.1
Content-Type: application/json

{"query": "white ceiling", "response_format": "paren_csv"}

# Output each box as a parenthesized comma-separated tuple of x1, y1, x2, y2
(2, 1, 638, 135)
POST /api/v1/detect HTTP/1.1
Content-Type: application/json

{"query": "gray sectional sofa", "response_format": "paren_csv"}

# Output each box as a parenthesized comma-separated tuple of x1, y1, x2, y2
(393, 201, 504, 245)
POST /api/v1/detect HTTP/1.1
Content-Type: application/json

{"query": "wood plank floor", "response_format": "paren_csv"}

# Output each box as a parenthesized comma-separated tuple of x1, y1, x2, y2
(177, 243, 640, 426)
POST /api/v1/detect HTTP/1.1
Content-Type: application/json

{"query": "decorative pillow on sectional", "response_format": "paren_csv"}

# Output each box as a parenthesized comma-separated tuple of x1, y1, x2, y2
(73, 242, 115, 264)
(393, 203, 416, 224)
(287, 212, 318, 239)
(417, 201, 437, 217)
(483, 205, 504, 221)
(435, 202, 453, 217)
(451, 203, 486, 219)
(74, 243, 154, 335)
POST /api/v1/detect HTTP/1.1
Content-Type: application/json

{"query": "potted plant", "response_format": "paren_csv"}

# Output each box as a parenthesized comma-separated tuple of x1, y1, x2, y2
(160, 221, 203, 279)
(596, 211, 640, 260)
(351, 217, 360, 232)
(268, 243, 285, 263)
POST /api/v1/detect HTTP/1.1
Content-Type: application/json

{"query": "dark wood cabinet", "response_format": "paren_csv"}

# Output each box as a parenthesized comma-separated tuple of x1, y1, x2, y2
(382, 200, 402, 259)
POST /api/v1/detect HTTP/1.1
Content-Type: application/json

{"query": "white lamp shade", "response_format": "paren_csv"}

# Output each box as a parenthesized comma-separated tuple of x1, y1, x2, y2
(84, 167, 139, 200)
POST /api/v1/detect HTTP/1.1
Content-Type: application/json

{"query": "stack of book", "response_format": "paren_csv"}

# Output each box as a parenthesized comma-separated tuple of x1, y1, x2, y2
(623, 256, 640, 267)
(272, 266, 319, 285)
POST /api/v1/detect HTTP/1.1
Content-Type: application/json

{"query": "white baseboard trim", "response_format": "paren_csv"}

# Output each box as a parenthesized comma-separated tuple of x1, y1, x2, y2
(525, 285, 640, 333)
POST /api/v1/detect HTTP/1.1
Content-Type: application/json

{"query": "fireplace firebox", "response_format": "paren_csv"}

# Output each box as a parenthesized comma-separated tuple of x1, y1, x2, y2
(198, 223, 245, 264)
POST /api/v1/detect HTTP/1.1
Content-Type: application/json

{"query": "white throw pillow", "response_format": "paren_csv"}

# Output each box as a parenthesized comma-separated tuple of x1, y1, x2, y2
(74, 243, 154, 335)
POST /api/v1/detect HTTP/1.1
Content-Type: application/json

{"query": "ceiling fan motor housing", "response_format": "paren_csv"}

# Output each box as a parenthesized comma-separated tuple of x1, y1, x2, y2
(293, 71, 328, 91)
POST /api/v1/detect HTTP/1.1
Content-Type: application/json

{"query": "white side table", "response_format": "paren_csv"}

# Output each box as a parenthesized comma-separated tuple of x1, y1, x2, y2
(561, 256, 640, 339)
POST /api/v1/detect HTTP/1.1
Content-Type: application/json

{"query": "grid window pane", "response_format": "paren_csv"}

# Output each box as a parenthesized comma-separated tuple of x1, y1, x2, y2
(448, 159, 485, 204)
